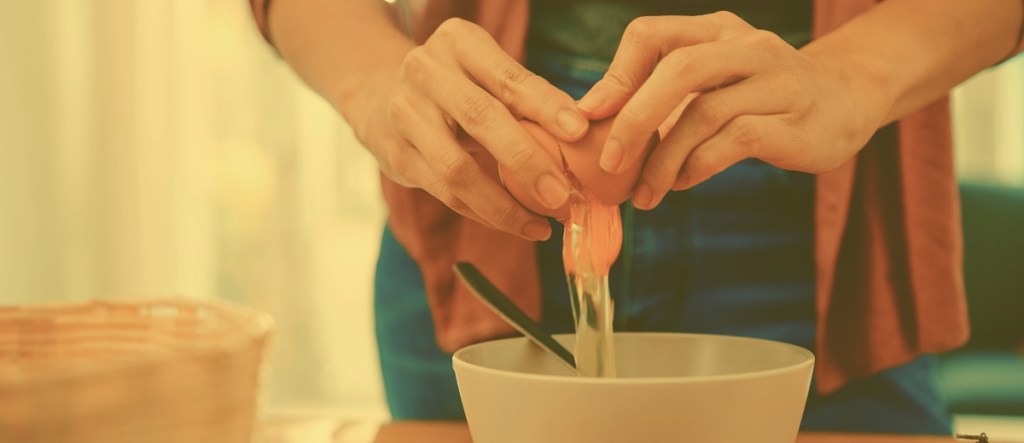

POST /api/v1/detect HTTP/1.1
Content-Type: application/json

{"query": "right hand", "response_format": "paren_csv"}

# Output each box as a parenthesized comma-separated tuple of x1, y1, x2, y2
(354, 18, 589, 241)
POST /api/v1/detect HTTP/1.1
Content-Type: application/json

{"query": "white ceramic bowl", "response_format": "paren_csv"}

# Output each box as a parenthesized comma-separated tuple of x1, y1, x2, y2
(453, 333, 814, 443)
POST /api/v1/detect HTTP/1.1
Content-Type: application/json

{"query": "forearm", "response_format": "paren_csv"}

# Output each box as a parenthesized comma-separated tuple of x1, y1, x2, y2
(803, 0, 1023, 126)
(267, 0, 414, 125)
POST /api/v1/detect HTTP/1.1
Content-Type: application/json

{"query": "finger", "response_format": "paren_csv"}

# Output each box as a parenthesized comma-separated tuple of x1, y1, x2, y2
(418, 171, 493, 229)
(460, 48, 589, 142)
(578, 12, 754, 119)
(430, 18, 589, 141)
(602, 36, 770, 175)
(675, 115, 787, 191)
(387, 143, 496, 229)
(401, 107, 553, 241)
(410, 53, 573, 212)
(633, 78, 788, 209)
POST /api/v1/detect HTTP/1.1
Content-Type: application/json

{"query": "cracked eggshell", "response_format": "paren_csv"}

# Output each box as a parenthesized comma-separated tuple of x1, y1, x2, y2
(499, 119, 658, 219)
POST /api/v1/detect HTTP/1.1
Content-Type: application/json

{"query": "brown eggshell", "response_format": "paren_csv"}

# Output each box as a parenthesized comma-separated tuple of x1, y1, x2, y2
(558, 118, 659, 207)
(499, 119, 659, 219)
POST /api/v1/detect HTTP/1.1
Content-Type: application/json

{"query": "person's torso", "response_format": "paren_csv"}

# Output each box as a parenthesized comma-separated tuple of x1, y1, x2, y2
(527, 0, 813, 66)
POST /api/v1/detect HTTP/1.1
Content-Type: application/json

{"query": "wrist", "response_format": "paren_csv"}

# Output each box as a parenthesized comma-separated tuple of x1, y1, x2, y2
(332, 63, 401, 140)
(802, 42, 896, 130)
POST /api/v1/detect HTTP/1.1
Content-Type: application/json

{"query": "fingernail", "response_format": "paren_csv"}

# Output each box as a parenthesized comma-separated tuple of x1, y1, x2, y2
(633, 183, 652, 210)
(577, 90, 605, 114)
(523, 221, 552, 241)
(536, 173, 571, 209)
(555, 108, 587, 138)
(600, 139, 624, 173)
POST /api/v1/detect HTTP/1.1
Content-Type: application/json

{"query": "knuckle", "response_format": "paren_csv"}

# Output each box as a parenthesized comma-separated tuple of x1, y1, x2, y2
(388, 149, 418, 184)
(393, 145, 418, 171)
(602, 68, 637, 94)
(449, 197, 471, 214)
(624, 16, 658, 41)
(689, 96, 727, 130)
(435, 17, 470, 39)
(436, 186, 462, 209)
(438, 152, 475, 187)
(433, 17, 487, 48)
(749, 30, 786, 52)
(392, 174, 412, 188)
(709, 10, 753, 34)
(489, 201, 525, 228)
(729, 119, 763, 149)
(710, 10, 742, 26)
(401, 47, 430, 74)
(687, 148, 714, 172)
(458, 94, 497, 128)
(503, 144, 540, 175)
(496, 64, 535, 105)
(385, 146, 406, 172)
(385, 98, 411, 126)
(385, 102, 402, 126)
(380, 161, 406, 185)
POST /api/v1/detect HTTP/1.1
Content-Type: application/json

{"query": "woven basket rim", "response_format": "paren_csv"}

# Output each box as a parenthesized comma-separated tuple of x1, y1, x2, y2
(0, 297, 274, 388)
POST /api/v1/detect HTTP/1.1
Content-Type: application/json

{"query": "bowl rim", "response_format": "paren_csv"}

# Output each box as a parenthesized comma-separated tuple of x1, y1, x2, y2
(452, 332, 815, 385)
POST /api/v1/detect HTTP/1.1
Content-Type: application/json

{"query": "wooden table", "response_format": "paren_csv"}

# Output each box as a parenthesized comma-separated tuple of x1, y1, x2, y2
(373, 421, 970, 443)
(260, 416, 1013, 442)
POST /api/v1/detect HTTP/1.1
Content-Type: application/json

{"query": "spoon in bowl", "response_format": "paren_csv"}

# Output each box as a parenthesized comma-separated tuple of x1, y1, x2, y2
(453, 262, 578, 373)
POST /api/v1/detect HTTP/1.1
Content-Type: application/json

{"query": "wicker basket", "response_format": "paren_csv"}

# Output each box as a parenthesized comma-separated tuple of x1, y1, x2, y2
(0, 298, 274, 443)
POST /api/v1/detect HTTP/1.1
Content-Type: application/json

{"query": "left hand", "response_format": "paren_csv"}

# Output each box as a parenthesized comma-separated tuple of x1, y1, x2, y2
(578, 12, 890, 210)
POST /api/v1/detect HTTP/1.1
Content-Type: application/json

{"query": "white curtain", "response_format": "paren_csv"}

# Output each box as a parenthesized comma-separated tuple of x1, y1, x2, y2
(0, 0, 387, 417)
(0, 0, 1021, 417)
(954, 58, 1024, 186)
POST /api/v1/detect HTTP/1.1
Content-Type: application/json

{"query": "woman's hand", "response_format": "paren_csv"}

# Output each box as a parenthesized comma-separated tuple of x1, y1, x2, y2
(578, 12, 891, 210)
(355, 18, 590, 241)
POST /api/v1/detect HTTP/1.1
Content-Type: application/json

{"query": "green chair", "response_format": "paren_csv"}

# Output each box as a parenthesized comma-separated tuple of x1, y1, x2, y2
(936, 182, 1024, 416)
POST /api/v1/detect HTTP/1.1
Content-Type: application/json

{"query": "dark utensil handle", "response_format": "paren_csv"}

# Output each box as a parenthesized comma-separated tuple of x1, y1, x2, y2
(454, 262, 577, 369)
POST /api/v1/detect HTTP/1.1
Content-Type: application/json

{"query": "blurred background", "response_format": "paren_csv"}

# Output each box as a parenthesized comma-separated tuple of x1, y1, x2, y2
(0, 0, 1021, 432)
